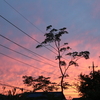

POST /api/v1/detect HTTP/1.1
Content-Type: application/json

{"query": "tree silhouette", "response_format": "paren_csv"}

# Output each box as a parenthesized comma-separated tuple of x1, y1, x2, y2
(76, 70, 100, 99)
(22, 75, 58, 92)
(36, 25, 90, 93)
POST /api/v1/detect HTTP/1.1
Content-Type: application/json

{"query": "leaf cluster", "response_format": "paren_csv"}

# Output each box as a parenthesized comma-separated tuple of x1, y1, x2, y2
(77, 70, 100, 99)
(36, 25, 68, 48)
(57, 81, 71, 90)
(66, 51, 90, 59)
(22, 75, 58, 92)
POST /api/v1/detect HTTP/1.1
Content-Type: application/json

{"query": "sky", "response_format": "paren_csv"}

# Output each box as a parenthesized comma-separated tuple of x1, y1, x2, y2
(0, 0, 100, 99)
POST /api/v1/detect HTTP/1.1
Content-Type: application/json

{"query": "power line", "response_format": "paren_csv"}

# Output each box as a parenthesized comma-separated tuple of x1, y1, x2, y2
(0, 15, 57, 55)
(3, 0, 44, 34)
(0, 33, 60, 76)
(0, 15, 39, 43)
(0, 82, 31, 92)
(1, 2, 70, 62)
(0, 52, 59, 76)
(3, 0, 57, 52)
(0, 43, 57, 67)
(0, 33, 57, 65)
(0, 14, 69, 62)
(0, 12, 70, 74)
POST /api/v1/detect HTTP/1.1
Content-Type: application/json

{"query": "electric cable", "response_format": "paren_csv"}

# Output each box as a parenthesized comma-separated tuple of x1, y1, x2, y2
(0, 15, 69, 62)
(3, 0, 57, 52)
(0, 43, 57, 67)
(0, 33, 57, 65)
(0, 82, 31, 92)
(0, 52, 59, 76)
(3, 0, 44, 34)
(0, 15, 57, 55)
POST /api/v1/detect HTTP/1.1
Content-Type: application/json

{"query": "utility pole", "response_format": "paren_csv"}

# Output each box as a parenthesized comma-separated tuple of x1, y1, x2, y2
(89, 62, 98, 78)
(92, 62, 95, 74)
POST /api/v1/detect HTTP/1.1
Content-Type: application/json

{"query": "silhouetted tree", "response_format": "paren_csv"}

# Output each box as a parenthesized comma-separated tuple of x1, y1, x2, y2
(22, 75, 58, 92)
(76, 70, 100, 100)
(36, 25, 90, 93)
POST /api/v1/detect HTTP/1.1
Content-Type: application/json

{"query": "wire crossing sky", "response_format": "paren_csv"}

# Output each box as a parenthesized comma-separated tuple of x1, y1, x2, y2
(0, 0, 100, 99)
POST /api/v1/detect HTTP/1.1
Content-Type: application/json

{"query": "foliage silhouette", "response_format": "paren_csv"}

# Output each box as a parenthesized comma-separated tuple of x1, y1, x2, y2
(22, 75, 58, 92)
(76, 70, 100, 100)
(36, 25, 90, 93)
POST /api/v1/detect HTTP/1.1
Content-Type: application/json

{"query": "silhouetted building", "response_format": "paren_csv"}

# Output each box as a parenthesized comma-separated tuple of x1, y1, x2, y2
(72, 98, 80, 100)
(19, 92, 67, 100)
(0, 92, 67, 100)
(0, 94, 8, 100)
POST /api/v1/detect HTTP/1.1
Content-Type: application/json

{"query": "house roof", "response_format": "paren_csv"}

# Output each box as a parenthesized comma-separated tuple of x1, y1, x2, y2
(19, 92, 67, 100)
(0, 94, 7, 100)
(72, 98, 80, 100)
(0, 92, 67, 100)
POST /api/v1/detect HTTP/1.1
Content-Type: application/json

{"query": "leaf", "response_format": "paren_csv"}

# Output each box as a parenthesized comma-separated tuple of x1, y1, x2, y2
(55, 33, 62, 41)
(60, 47, 66, 52)
(72, 52, 78, 57)
(69, 61, 78, 66)
(46, 25, 52, 30)
(42, 40, 47, 44)
(43, 33, 54, 44)
(66, 52, 72, 56)
(2, 86, 6, 90)
(64, 74, 69, 77)
(55, 56, 62, 60)
(59, 76, 62, 78)
(64, 43, 68, 45)
(62, 82, 70, 89)
(59, 27, 66, 31)
(50, 28, 58, 32)
(64, 31, 68, 34)
(60, 61, 66, 66)
(20, 88, 23, 92)
(36, 44, 42, 48)
(78, 51, 90, 59)
(66, 46, 71, 49)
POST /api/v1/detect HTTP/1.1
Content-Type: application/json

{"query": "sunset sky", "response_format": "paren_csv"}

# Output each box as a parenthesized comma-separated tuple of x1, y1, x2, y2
(0, 0, 100, 99)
